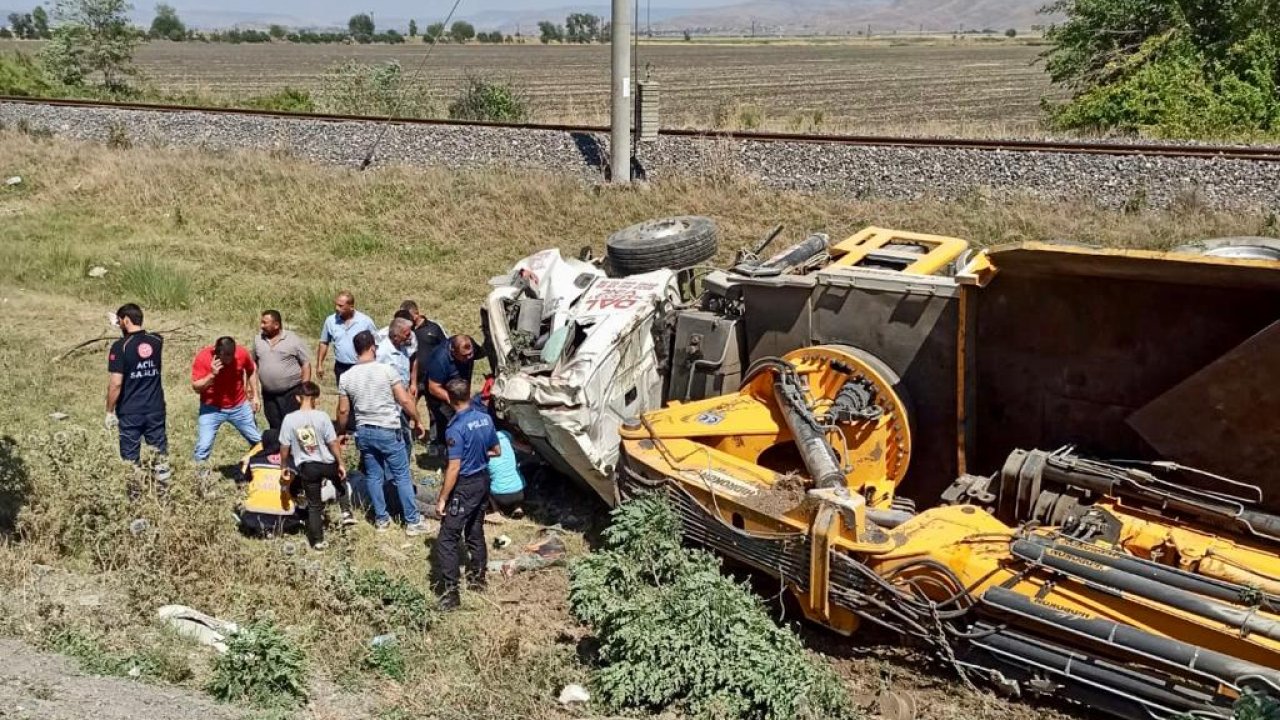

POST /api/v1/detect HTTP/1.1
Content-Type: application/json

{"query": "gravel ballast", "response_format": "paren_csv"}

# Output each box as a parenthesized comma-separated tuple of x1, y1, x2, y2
(3, 101, 1279, 211)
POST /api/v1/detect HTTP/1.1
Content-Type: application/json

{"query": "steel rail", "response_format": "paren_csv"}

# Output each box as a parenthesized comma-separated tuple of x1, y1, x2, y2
(4, 94, 1280, 162)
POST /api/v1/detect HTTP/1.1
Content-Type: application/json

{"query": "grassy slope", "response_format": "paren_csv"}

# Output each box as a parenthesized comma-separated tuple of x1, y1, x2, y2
(0, 130, 1275, 718)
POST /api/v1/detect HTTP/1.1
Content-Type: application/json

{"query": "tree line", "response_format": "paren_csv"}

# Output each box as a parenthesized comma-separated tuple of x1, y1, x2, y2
(1, 5, 609, 45)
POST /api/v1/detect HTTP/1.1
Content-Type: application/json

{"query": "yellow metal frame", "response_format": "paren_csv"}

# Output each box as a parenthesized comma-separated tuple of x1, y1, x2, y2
(827, 226, 969, 276)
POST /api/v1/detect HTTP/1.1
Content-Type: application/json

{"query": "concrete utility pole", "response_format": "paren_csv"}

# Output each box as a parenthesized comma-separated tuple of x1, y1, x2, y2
(611, 0, 632, 183)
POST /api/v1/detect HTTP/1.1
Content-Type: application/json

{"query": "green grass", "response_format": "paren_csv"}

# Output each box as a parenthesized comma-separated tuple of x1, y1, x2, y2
(113, 257, 193, 310)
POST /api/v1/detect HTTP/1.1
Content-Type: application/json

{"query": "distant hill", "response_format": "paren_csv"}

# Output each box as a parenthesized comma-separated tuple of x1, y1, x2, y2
(658, 0, 1057, 34)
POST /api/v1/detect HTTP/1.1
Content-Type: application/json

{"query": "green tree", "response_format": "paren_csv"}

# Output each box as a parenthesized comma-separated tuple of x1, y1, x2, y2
(448, 20, 474, 43)
(268, 24, 286, 39)
(424, 21, 443, 43)
(407, 18, 417, 37)
(7, 12, 34, 38)
(149, 3, 185, 41)
(0, 28, 12, 38)
(31, 6, 50, 38)
(565, 12, 601, 43)
(42, 0, 138, 90)
(1042, 0, 1280, 136)
(347, 12, 374, 42)
(537, 20, 563, 43)
(1005, 27, 1017, 38)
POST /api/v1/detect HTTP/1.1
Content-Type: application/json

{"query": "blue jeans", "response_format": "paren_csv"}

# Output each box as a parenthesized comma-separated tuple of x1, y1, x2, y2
(356, 425, 420, 525)
(194, 401, 262, 461)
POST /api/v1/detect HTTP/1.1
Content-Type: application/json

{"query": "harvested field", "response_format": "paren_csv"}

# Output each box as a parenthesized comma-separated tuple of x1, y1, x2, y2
(0, 37, 1055, 135)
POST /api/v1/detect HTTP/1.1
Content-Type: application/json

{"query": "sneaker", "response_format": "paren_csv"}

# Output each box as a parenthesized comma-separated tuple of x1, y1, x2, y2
(374, 519, 391, 533)
(312, 541, 328, 551)
(405, 521, 431, 537)
(340, 512, 357, 527)
(439, 590, 461, 611)
(511, 507, 525, 520)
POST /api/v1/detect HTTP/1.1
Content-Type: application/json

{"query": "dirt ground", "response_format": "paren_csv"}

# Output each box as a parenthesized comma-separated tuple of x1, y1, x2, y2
(0, 638, 243, 720)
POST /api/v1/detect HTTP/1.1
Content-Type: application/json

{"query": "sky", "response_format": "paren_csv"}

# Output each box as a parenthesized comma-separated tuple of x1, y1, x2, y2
(137, 0, 735, 21)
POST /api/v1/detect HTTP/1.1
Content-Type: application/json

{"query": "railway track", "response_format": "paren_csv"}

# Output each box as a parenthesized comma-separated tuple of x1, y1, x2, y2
(4, 94, 1280, 163)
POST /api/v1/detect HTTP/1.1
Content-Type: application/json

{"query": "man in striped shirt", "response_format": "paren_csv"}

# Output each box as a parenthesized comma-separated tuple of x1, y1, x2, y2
(336, 330, 429, 535)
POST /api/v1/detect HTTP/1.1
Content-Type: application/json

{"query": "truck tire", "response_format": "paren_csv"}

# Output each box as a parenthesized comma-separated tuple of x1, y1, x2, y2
(605, 216, 718, 275)
(1172, 236, 1280, 261)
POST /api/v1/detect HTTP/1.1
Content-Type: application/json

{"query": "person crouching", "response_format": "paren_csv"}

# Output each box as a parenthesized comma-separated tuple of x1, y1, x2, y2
(279, 381, 355, 550)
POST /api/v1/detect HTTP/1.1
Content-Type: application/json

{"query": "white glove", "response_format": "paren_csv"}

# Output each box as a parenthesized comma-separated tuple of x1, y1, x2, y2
(104, 412, 119, 432)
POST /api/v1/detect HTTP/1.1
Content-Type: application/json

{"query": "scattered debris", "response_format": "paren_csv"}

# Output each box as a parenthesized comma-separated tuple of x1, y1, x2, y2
(494, 534, 511, 549)
(558, 683, 590, 705)
(4, 176, 20, 186)
(48, 412, 68, 421)
(87, 266, 108, 278)
(371, 633, 397, 648)
(128, 518, 149, 536)
(156, 605, 238, 653)
(486, 530, 567, 577)
(878, 690, 918, 720)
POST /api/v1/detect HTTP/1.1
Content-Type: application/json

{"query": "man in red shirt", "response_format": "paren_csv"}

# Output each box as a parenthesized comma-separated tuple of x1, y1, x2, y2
(191, 336, 262, 466)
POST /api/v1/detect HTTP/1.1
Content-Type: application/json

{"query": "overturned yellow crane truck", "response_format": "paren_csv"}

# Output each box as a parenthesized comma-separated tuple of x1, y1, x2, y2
(620, 237, 1280, 719)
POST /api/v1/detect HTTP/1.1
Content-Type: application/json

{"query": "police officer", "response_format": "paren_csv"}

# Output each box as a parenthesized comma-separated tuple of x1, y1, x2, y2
(105, 303, 171, 494)
(434, 376, 500, 610)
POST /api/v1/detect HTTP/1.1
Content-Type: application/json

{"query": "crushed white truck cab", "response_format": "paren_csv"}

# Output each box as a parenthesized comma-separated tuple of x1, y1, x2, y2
(484, 249, 679, 503)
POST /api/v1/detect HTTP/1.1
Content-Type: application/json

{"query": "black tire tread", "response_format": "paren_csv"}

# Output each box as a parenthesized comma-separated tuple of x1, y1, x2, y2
(606, 216, 718, 275)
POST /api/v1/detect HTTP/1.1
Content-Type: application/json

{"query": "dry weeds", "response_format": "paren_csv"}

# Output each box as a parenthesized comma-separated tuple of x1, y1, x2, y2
(0, 130, 1272, 718)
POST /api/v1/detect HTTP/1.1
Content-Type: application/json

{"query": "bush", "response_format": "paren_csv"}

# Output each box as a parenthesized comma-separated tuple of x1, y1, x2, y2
(314, 60, 432, 118)
(447, 74, 529, 122)
(569, 495, 851, 720)
(241, 87, 315, 113)
(362, 639, 406, 681)
(346, 567, 434, 630)
(207, 620, 307, 707)
(113, 257, 191, 309)
(1042, 0, 1280, 138)
(0, 52, 58, 97)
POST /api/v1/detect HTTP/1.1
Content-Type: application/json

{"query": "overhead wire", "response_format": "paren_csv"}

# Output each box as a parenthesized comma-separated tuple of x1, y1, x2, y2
(357, 0, 467, 170)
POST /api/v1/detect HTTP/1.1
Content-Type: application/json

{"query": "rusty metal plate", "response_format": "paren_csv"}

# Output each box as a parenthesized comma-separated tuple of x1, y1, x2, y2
(987, 242, 1280, 291)
(1129, 321, 1280, 502)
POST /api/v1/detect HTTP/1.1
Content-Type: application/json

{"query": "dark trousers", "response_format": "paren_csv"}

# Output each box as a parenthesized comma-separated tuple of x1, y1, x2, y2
(435, 471, 490, 592)
(294, 461, 351, 545)
(334, 362, 354, 384)
(427, 397, 454, 446)
(118, 410, 168, 462)
(491, 490, 524, 514)
(261, 385, 301, 429)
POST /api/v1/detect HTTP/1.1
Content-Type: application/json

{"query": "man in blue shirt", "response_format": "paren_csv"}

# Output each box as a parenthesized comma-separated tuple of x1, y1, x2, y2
(315, 291, 377, 384)
(105, 303, 171, 495)
(434, 377, 500, 610)
(425, 335, 477, 454)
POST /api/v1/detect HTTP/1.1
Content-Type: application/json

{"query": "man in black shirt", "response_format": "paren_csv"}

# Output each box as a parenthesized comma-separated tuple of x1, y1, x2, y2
(105, 303, 170, 488)
(400, 300, 448, 448)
